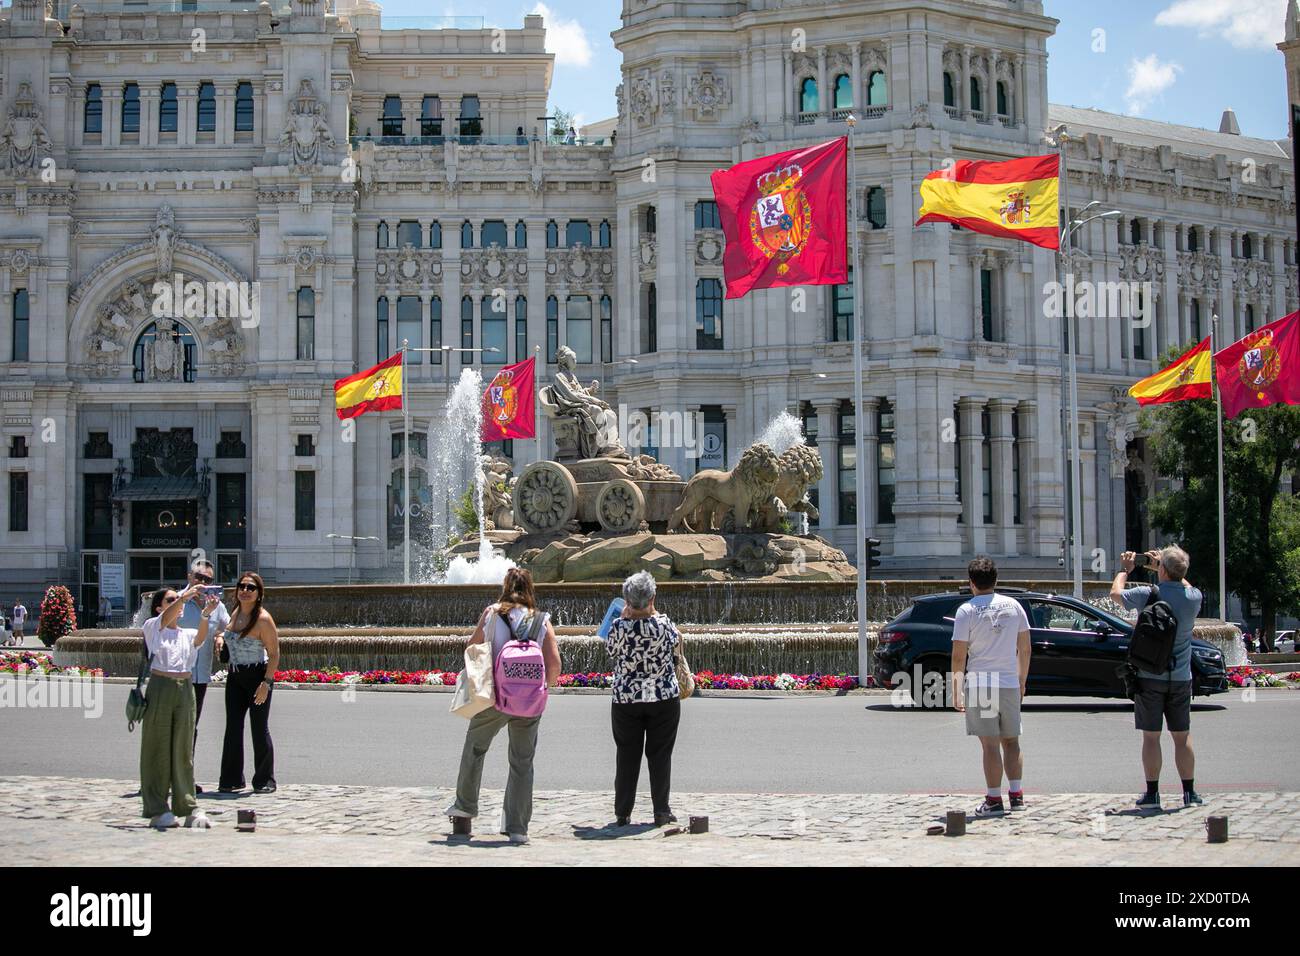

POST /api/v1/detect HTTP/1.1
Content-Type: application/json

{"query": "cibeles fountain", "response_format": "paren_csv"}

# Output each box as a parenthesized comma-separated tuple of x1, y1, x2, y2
(443, 344, 857, 585)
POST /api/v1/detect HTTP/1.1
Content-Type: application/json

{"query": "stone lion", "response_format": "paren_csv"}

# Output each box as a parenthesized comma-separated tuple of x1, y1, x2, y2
(667, 443, 781, 534)
(755, 443, 824, 532)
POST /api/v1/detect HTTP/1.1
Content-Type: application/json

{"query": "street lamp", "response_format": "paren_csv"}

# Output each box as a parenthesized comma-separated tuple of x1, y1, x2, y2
(1048, 124, 1121, 598)
(326, 533, 381, 585)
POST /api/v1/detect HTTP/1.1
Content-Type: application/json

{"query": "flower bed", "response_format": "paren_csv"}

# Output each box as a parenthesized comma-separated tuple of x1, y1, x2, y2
(0, 651, 103, 678)
(1227, 666, 1300, 688)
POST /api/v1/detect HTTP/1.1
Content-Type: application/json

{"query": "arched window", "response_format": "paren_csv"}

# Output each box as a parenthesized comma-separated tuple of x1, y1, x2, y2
(1188, 226, 1200, 253)
(460, 221, 474, 249)
(458, 95, 482, 138)
(296, 287, 315, 360)
(644, 205, 657, 234)
(1242, 234, 1253, 259)
(1130, 219, 1142, 246)
(84, 83, 103, 134)
(420, 95, 441, 138)
(376, 221, 389, 248)
(515, 296, 527, 363)
(546, 220, 559, 248)
(122, 83, 140, 134)
(996, 81, 1009, 117)
(381, 95, 403, 137)
(196, 82, 216, 133)
(566, 220, 592, 247)
(235, 81, 254, 132)
(460, 296, 475, 355)
(159, 83, 178, 133)
(430, 296, 442, 363)
(133, 321, 197, 383)
(376, 296, 390, 359)
(429, 221, 442, 249)
(799, 77, 819, 114)
(598, 220, 612, 248)
(833, 74, 852, 110)
(481, 220, 507, 248)
(515, 220, 527, 248)
(969, 77, 983, 114)
(482, 295, 506, 365)
(943, 73, 956, 109)
(546, 295, 559, 362)
(1191, 299, 1202, 340)
(867, 71, 888, 107)
(397, 220, 422, 248)
(1246, 304, 1256, 333)
(866, 187, 887, 229)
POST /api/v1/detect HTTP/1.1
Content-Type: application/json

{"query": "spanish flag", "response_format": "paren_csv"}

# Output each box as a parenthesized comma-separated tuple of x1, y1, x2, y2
(1128, 337, 1213, 406)
(334, 352, 403, 420)
(916, 154, 1060, 250)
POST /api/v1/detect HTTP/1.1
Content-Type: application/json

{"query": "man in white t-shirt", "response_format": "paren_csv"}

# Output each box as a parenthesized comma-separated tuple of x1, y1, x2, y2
(951, 556, 1032, 817)
(11, 602, 27, 643)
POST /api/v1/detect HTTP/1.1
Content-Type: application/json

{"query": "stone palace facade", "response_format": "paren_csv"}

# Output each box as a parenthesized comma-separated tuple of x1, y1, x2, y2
(0, 0, 1295, 609)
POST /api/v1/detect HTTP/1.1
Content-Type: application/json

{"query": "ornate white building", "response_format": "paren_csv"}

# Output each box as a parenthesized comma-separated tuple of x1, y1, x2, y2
(0, 0, 1295, 611)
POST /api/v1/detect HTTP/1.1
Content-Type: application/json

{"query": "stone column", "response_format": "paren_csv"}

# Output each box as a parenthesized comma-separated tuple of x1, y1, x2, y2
(990, 398, 1016, 555)
(815, 401, 837, 529)
(178, 88, 196, 146)
(782, 51, 793, 121)
(104, 87, 120, 147)
(850, 42, 862, 112)
(860, 396, 880, 532)
(1219, 228, 1236, 344)
(970, 253, 984, 341)
(1271, 231, 1288, 323)
(216, 82, 236, 147)
(141, 87, 158, 148)
(957, 397, 984, 553)
(961, 46, 972, 115)
(816, 47, 828, 117)
(1014, 54, 1027, 127)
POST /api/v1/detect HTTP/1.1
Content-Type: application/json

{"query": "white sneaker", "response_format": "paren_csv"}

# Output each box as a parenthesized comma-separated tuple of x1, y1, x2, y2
(184, 812, 211, 829)
(151, 812, 179, 829)
(445, 804, 473, 819)
(499, 813, 508, 836)
(507, 832, 530, 845)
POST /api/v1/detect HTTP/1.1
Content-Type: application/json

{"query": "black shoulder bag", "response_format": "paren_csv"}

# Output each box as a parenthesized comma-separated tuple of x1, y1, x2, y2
(125, 639, 152, 731)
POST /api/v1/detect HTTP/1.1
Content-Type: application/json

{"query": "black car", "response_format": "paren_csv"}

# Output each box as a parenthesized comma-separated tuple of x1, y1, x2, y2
(873, 588, 1229, 707)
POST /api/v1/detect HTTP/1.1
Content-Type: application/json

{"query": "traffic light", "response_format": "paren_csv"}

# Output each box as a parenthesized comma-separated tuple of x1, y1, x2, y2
(1058, 536, 1067, 568)
(864, 537, 883, 579)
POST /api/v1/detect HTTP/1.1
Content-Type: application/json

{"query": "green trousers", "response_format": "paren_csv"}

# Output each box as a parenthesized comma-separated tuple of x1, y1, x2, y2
(452, 707, 541, 836)
(139, 674, 198, 819)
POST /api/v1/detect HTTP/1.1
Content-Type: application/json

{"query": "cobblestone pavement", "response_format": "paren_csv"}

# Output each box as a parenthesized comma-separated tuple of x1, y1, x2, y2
(2, 776, 1297, 866)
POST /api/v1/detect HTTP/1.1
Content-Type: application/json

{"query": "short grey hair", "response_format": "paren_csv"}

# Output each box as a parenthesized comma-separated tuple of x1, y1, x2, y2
(1160, 545, 1189, 579)
(622, 571, 657, 610)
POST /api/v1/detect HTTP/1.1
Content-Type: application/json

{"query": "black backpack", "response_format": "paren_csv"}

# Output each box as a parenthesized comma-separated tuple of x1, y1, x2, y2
(1127, 589, 1178, 674)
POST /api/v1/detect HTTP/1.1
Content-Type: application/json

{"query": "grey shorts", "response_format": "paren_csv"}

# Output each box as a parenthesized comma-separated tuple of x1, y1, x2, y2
(1134, 677, 1192, 732)
(964, 686, 1022, 738)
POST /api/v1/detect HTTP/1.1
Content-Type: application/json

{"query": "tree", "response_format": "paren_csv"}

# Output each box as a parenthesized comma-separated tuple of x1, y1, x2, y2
(550, 108, 575, 138)
(1141, 358, 1300, 638)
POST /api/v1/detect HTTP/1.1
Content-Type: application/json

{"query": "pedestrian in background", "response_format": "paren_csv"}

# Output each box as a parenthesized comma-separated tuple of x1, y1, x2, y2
(218, 572, 279, 794)
(605, 571, 684, 828)
(178, 558, 230, 793)
(1111, 546, 1204, 810)
(11, 600, 27, 644)
(140, 585, 218, 830)
(447, 568, 560, 844)
(951, 556, 1031, 817)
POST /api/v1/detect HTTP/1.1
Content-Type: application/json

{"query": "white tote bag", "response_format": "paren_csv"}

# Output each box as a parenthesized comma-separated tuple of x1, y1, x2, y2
(450, 634, 496, 719)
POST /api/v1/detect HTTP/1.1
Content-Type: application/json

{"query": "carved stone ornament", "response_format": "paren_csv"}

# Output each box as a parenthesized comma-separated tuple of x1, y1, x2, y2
(686, 69, 730, 120)
(1233, 258, 1273, 300)
(279, 79, 335, 171)
(907, 102, 933, 129)
(9, 248, 33, 274)
(629, 73, 655, 125)
(461, 246, 527, 287)
(638, 236, 657, 277)
(695, 231, 722, 266)
(0, 82, 53, 177)
(741, 119, 768, 144)
(1177, 251, 1221, 296)
(1105, 409, 1135, 479)
(615, 83, 625, 118)
(1118, 243, 1164, 284)
(294, 246, 321, 271)
(152, 203, 177, 278)
(659, 71, 676, 115)
(546, 246, 614, 291)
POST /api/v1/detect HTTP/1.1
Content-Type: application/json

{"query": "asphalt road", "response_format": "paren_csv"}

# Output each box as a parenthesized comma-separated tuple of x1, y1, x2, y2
(4, 684, 1296, 794)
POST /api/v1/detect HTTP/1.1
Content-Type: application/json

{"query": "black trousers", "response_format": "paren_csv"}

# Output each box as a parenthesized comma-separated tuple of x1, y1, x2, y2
(219, 664, 276, 790)
(193, 682, 208, 752)
(611, 698, 680, 818)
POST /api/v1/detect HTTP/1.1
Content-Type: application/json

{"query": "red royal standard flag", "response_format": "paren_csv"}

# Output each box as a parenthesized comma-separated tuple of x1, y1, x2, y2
(1214, 310, 1300, 419)
(481, 356, 536, 442)
(711, 137, 847, 300)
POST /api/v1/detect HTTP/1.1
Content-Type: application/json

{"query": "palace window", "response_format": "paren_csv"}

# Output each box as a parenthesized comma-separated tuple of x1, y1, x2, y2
(458, 95, 482, 138)
(867, 71, 888, 107)
(567, 295, 593, 365)
(546, 220, 559, 248)
(122, 83, 140, 134)
(969, 77, 983, 114)
(376, 296, 390, 359)
(430, 296, 443, 364)
(644, 205, 657, 234)
(420, 95, 442, 137)
(132, 321, 196, 383)
(295, 434, 315, 457)
(460, 221, 474, 249)
(294, 471, 315, 531)
(1242, 234, 1254, 259)
(546, 296, 559, 363)
(397, 220, 422, 248)
(1133, 291, 1147, 360)
(866, 186, 887, 228)
(981, 268, 995, 341)
(837, 401, 856, 525)
(216, 474, 247, 549)
(981, 409, 993, 525)
(833, 74, 852, 110)
(515, 220, 527, 248)
(598, 220, 612, 248)
(996, 81, 1009, 117)
(12, 289, 29, 362)
(1012, 412, 1022, 525)
(1188, 226, 1200, 253)
(694, 201, 721, 230)
(955, 404, 963, 522)
(696, 278, 723, 350)
(10, 472, 29, 533)
(878, 400, 896, 524)
(1191, 299, 1202, 341)
(515, 297, 527, 363)
(482, 295, 507, 365)
(216, 431, 246, 458)
(235, 81, 254, 132)
(381, 95, 403, 137)
(397, 295, 422, 362)
(481, 220, 507, 249)
(566, 220, 592, 247)
(84, 474, 113, 550)
(1246, 304, 1256, 333)
(85, 432, 114, 459)
(600, 295, 613, 364)
(461, 296, 474, 355)
(84, 83, 103, 134)
(376, 220, 389, 248)
(799, 77, 818, 114)
(429, 221, 442, 249)
(159, 83, 178, 133)
(9, 436, 27, 459)
(296, 287, 315, 361)
(196, 82, 216, 133)
(943, 73, 956, 109)
(645, 283, 657, 354)
(832, 267, 853, 342)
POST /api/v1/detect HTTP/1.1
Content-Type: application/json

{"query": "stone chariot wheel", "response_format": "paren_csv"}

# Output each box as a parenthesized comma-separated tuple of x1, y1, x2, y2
(595, 478, 646, 533)
(512, 461, 579, 535)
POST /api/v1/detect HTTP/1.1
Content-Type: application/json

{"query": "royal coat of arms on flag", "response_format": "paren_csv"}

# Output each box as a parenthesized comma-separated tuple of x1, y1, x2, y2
(749, 164, 813, 275)
(481, 356, 536, 442)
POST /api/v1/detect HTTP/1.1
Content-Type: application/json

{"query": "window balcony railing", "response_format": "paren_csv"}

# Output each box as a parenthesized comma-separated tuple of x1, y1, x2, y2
(997, 114, 1015, 128)
(943, 105, 963, 120)
(860, 105, 889, 119)
(795, 111, 823, 126)
(350, 134, 613, 149)
(49, 1, 293, 15)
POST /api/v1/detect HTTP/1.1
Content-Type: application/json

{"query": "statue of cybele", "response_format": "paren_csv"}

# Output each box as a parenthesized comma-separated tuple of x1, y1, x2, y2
(538, 346, 629, 461)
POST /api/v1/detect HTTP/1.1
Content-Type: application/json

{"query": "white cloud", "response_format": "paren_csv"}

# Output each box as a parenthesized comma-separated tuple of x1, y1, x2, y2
(1154, 0, 1287, 50)
(529, 3, 593, 67)
(1125, 54, 1183, 115)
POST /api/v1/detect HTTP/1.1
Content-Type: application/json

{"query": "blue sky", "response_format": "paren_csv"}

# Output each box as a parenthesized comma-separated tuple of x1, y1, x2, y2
(376, 0, 1292, 140)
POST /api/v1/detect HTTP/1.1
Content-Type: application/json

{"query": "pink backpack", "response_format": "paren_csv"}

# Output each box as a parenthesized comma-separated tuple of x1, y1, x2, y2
(494, 610, 548, 718)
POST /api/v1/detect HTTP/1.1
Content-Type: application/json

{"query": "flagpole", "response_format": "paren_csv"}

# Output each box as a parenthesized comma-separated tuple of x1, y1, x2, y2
(534, 344, 542, 466)
(1057, 130, 1084, 600)
(402, 340, 411, 585)
(845, 119, 869, 685)
(1211, 313, 1227, 620)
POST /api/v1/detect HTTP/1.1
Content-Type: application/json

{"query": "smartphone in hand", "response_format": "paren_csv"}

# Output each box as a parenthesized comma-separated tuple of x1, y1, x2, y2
(200, 585, 225, 598)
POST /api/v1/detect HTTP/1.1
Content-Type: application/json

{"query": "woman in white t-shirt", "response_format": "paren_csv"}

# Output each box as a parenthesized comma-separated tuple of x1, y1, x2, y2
(138, 584, 219, 830)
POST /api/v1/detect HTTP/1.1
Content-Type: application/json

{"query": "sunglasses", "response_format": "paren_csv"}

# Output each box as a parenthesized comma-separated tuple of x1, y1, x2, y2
(162, 594, 179, 605)
(191, 572, 213, 584)
(237, 582, 259, 593)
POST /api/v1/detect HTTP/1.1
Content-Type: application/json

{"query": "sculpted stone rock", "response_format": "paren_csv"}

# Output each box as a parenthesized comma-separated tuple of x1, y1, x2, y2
(562, 533, 656, 582)
(635, 548, 674, 580)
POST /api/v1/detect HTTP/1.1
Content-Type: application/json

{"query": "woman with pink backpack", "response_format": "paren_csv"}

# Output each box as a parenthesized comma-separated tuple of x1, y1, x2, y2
(447, 568, 560, 844)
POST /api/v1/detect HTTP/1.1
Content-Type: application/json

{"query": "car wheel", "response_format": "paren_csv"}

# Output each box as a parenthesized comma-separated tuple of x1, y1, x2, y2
(911, 659, 951, 710)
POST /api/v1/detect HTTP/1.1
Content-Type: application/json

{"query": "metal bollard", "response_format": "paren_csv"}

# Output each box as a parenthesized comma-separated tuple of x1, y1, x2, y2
(1206, 816, 1229, 843)
(451, 816, 472, 836)
(689, 815, 709, 834)
(236, 809, 256, 833)
(945, 810, 967, 836)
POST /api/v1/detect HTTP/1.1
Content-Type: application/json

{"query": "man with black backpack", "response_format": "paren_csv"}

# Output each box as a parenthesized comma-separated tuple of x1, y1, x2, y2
(1110, 546, 1204, 810)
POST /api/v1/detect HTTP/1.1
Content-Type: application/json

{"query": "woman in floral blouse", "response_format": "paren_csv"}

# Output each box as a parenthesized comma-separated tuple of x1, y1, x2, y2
(605, 571, 682, 827)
